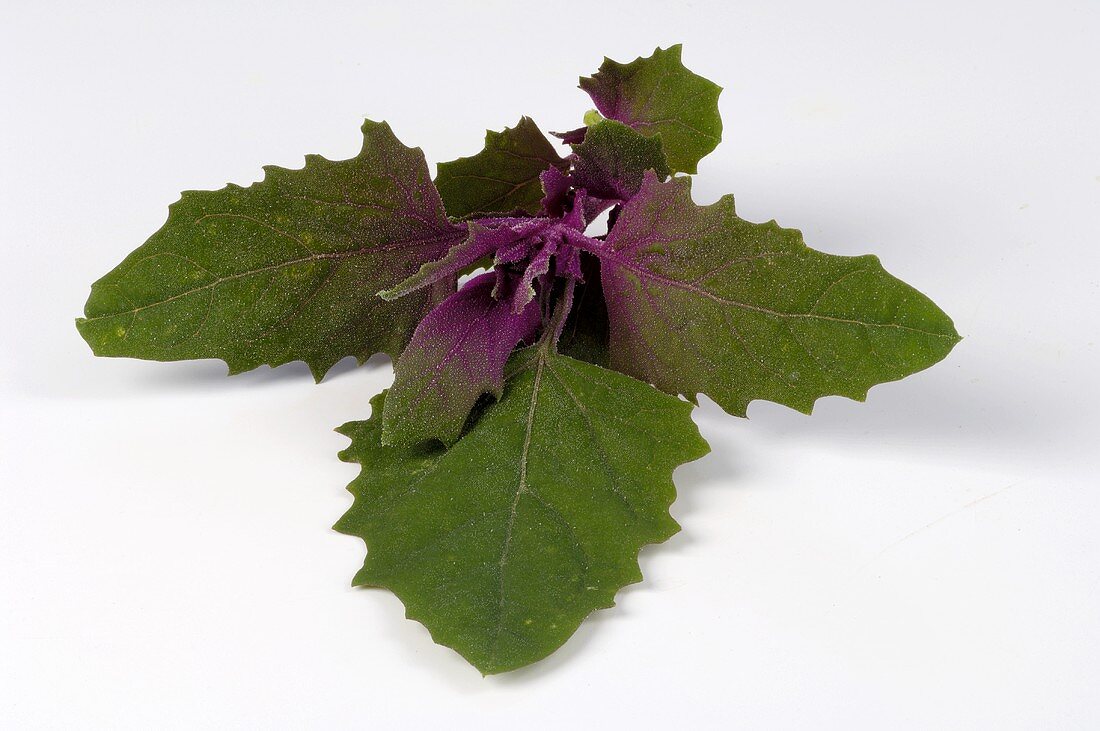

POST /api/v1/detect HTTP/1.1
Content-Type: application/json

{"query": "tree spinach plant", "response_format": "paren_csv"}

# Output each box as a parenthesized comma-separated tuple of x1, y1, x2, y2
(76, 46, 959, 674)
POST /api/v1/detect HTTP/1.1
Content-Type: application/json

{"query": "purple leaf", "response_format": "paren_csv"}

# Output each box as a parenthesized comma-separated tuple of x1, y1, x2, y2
(539, 165, 573, 216)
(541, 166, 618, 226)
(511, 237, 556, 313)
(380, 271, 542, 447)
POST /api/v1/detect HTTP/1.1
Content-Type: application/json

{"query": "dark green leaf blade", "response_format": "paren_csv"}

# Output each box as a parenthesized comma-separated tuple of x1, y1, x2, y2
(600, 173, 960, 416)
(76, 120, 466, 380)
(570, 119, 670, 202)
(336, 349, 709, 674)
(579, 44, 722, 174)
(434, 116, 568, 218)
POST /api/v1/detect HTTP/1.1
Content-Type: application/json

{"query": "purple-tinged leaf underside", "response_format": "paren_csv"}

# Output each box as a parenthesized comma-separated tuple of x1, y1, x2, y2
(381, 272, 542, 447)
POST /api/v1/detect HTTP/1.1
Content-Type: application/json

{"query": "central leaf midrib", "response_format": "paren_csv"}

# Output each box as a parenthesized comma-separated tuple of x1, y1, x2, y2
(489, 352, 544, 657)
(82, 229, 466, 322)
(607, 257, 956, 339)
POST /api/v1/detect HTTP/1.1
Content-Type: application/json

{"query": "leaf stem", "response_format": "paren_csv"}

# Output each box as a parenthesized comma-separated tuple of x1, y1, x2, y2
(543, 277, 577, 351)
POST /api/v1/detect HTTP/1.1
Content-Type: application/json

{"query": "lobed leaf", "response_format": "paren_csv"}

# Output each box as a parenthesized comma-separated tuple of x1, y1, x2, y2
(599, 173, 960, 416)
(434, 117, 569, 218)
(580, 44, 722, 174)
(336, 348, 709, 674)
(76, 120, 465, 380)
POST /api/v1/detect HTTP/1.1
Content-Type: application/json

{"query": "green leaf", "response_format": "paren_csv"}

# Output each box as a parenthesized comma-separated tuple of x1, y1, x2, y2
(335, 348, 709, 674)
(570, 119, 670, 202)
(76, 120, 466, 380)
(580, 44, 722, 174)
(434, 116, 568, 218)
(600, 173, 960, 416)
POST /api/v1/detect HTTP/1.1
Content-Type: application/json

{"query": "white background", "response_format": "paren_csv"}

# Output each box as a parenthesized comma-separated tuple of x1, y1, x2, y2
(2, 1, 1098, 728)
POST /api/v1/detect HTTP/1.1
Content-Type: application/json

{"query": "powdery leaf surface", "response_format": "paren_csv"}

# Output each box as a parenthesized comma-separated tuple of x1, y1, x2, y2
(381, 272, 542, 447)
(580, 45, 722, 174)
(570, 119, 670, 202)
(77, 120, 465, 379)
(434, 116, 568, 218)
(599, 173, 960, 415)
(336, 348, 709, 674)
